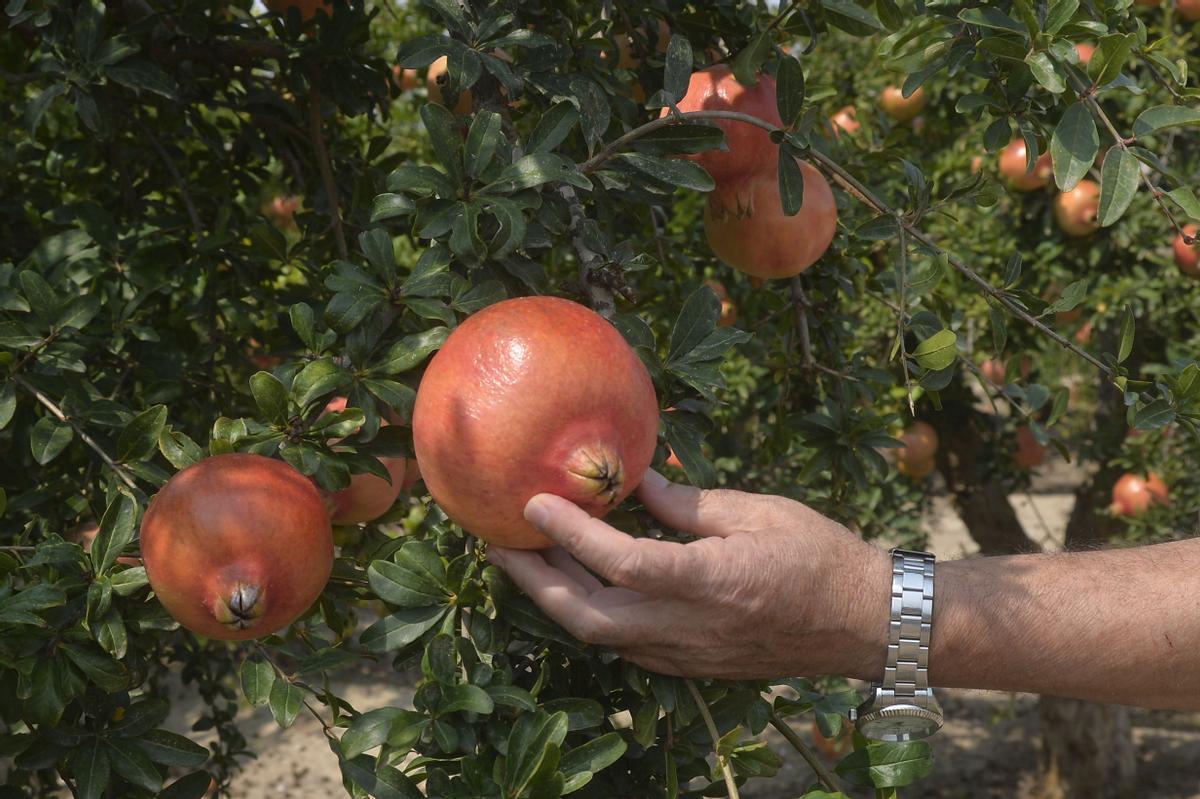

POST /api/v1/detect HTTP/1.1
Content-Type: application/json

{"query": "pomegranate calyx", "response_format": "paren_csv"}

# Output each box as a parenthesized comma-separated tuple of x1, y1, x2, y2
(566, 446, 626, 506)
(212, 582, 266, 630)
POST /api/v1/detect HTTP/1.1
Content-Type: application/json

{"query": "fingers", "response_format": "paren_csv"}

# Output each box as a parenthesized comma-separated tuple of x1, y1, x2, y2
(636, 469, 746, 538)
(544, 546, 603, 592)
(487, 547, 642, 646)
(523, 494, 706, 594)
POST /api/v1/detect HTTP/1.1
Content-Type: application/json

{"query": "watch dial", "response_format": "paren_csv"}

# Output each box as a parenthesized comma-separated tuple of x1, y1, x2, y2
(860, 714, 940, 741)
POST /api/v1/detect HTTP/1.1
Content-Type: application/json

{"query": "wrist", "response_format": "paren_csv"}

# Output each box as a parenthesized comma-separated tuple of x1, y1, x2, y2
(828, 542, 893, 680)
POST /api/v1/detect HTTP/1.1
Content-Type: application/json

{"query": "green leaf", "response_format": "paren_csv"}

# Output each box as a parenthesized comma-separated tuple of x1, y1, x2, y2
(775, 55, 805, 127)
(822, 0, 885, 34)
(241, 656, 276, 706)
(504, 712, 570, 797)
(396, 34, 452, 68)
(117, 404, 167, 462)
(835, 740, 933, 788)
(158, 428, 204, 470)
(1131, 105, 1200, 137)
(370, 193, 416, 223)
(368, 555, 451, 609)
(339, 755, 423, 799)
(69, 738, 110, 799)
(560, 733, 627, 793)
(541, 698, 605, 730)
(1045, 279, 1088, 314)
(1117, 305, 1134, 364)
(106, 59, 177, 99)
(106, 738, 162, 792)
(958, 6, 1025, 32)
(1087, 33, 1135, 87)
(527, 102, 579, 154)
(486, 684, 538, 711)
(340, 707, 408, 759)
(0, 384, 17, 432)
(664, 416, 717, 488)
(662, 35, 693, 103)
(158, 772, 215, 799)
(62, 643, 128, 692)
(1044, 0, 1079, 33)
(634, 123, 725, 155)
(108, 699, 169, 737)
(360, 606, 447, 653)
(730, 30, 771, 87)
(420, 103, 464, 182)
(616, 153, 713, 192)
(913, 329, 958, 371)
(27, 82, 68, 136)
(30, 416, 74, 464)
(464, 111, 504, 180)
(269, 679, 302, 729)
(1133, 399, 1175, 430)
(439, 683, 495, 716)
(1025, 51, 1064, 94)
(483, 153, 592, 193)
(134, 729, 208, 767)
(91, 491, 136, 575)
(250, 372, 289, 424)
(778, 155, 805, 216)
(292, 357, 349, 407)
(668, 287, 720, 362)
(1050, 102, 1098, 192)
(1097, 147, 1138, 227)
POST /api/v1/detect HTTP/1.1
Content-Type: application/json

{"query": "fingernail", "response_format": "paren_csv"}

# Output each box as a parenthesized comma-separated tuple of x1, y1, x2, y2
(524, 495, 550, 528)
(642, 469, 668, 489)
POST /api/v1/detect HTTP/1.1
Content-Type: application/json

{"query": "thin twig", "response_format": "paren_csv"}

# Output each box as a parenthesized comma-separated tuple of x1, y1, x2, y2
(789, 276, 815, 370)
(578, 109, 1116, 378)
(896, 227, 915, 414)
(253, 643, 337, 739)
(305, 72, 348, 260)
(559, 185, 616, 318)
(12, 376, 139, 492)
(768, 711, 846, 794)
(146, 130, 203, 239)
(685, 680, 740, 799)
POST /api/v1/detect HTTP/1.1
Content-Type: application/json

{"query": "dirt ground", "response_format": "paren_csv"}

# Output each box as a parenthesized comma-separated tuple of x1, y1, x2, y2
(162, 461, 1200, 798)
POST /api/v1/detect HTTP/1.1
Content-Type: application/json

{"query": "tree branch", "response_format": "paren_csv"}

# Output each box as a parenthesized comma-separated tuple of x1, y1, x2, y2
(768, 710, 846, 795)
(146, 130, 203, 239)
(305, 71, 348, 260)
(12, 376, 140, 492)
(685, 680, 740, 799)
(559, 185, 616, 318)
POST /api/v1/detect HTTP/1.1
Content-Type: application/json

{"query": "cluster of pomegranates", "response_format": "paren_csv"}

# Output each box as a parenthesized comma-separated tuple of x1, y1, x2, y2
(670, 65, 838, 280)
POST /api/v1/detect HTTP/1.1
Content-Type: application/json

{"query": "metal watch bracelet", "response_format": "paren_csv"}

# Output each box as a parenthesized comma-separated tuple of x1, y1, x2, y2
(883, 548, 936, 707)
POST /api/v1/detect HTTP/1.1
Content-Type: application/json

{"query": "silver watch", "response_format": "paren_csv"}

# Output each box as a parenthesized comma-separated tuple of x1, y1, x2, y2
(851, 548, 944, 741)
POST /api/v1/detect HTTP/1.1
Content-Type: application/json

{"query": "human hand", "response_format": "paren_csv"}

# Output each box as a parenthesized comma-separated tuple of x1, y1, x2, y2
(486, 470, 891, 680)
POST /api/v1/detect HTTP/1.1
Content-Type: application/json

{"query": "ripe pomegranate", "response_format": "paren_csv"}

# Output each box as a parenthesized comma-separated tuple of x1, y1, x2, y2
(140, 454, 333, 640)
(412, 297, 659, 549)
(1111, 473, 1169, 516)
(1014, 425, 1047, 470)
(980, 358, 1006, 384)
(898, 421, 938, 464)
(897, 454, 935, 479)
(1074, 320, 1094, 344)
(321, 397, 407, 525)
(613, 18, 671, 69)
(829, 106, 860, 138)
(704, 280, 738, 326)
(1173, 224, 1200, 276)
(879, 85, 926, 123)
(663, 65, 783, 185)
(244, 337, 282, 370)
(811, 718, 854, 761)
(1054, 180, 1100, 237)
(665, 447, 683, 469)
(1180, 0, 1200, 19)
(705, 162, 838, 279)
(393, 64, 418, 92)
(426, 56, 473, 115)
(1075, 43, 1095, 65)
(266, 0, 331, 20)
(999, 139, 1052, 192)
(262, 195, 299, 229)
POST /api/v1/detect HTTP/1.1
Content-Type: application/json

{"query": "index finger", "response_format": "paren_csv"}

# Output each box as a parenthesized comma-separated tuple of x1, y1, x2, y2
(523, 494, 709, 596)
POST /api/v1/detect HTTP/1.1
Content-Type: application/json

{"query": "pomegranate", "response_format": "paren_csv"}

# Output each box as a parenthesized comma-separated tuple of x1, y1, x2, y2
(1014, 425, 1047, 470)
(613, 18, 671, 69)
(829, 106, 860, 138)
(426, 56, 473, 115)
(1075, 43, 1095, 65)
(1181, 0, 1200, 19)
(897, 454, 935, 479)
(704, 280, 738, 326)
(999, 139, 1053, 192)
(811, 718, 854, 761)
(1054, 180, 1100, 237)
(898, 421, 938, 464)
(321, 397, 407, 525)
(393, 65, 418, 92)
(1111, 473, 1169, 516)
(665, 447, 683, 469)
(980, 358, 1006, 384)
(400, 458, 422, 492)
(140, 454, 333, 640)
(1173, 224, 1200, 276)
(970, 154, 984, 174)
(412, 297, 659, 549)
(663, 65, 783, 185)
(262, 195, 300, 229)
(879, 85, 926, 123)
(704, 162, 838, 279)
(266, 0, 331, 20)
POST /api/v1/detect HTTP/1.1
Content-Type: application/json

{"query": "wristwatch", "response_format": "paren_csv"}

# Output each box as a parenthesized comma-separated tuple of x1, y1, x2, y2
(851, 548, 944, 741)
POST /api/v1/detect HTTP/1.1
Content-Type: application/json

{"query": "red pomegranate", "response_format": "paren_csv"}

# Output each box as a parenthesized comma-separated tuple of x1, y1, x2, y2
(321, 397, 408, 525)
(1054, 180, 1101, 237)
(999, 139, 1053, 192)
(140, 454, 333, 640)
(1014, 425, 1047, 470)
(267, 0, 331, 20)
(1173, 224, 1199, 276)
(879, 85, 926, 123)
(663, 65, 782, 185)
(705, 162, 838, 279)
(1111, 473, 1169, 516)
(829, 106, 860, 138)
(1075, 43, 1095, 65)
(1181, 0, 1200, 19)
(412, 297, 659, 549)
(426, 56, 473, 115)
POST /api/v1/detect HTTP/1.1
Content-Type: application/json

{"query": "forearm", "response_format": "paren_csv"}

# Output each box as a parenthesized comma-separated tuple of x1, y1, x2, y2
(928, 539, 1200, 709)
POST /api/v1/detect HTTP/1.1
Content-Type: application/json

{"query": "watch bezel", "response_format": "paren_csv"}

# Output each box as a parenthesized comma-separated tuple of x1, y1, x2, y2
(854, 702, 943, 742)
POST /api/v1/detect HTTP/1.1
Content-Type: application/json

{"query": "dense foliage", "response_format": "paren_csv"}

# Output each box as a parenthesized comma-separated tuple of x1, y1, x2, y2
(1, 1, 1198, 798)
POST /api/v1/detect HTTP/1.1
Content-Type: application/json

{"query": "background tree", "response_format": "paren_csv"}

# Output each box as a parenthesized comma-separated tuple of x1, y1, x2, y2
(1, 1, 1198, 798)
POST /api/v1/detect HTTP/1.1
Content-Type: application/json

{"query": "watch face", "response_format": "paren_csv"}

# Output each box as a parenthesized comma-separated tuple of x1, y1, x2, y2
(859, 711, 941, 742)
